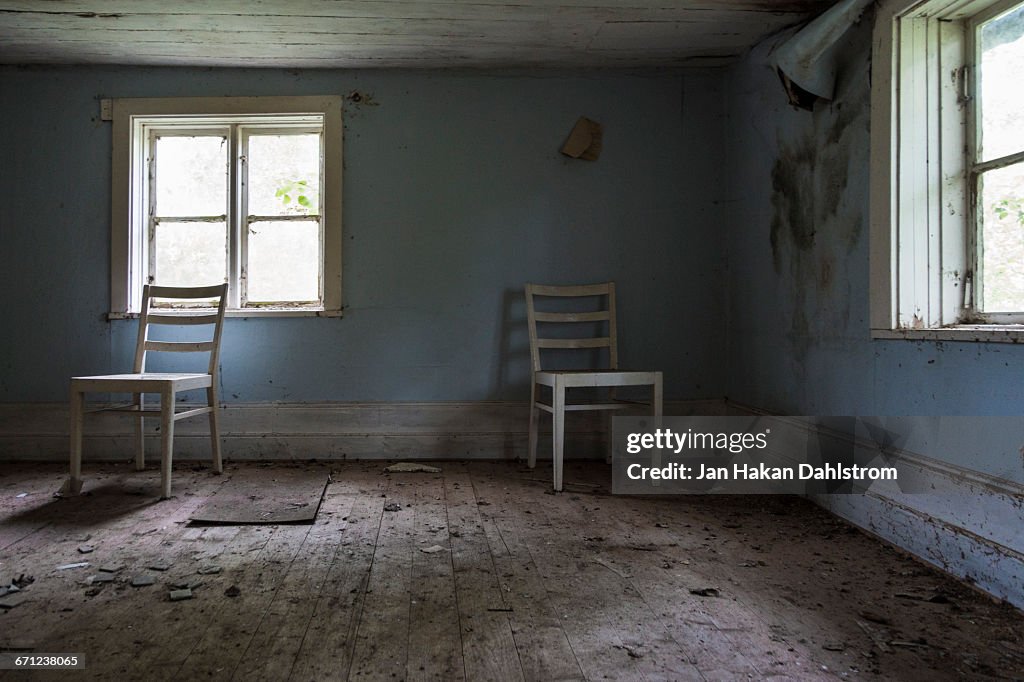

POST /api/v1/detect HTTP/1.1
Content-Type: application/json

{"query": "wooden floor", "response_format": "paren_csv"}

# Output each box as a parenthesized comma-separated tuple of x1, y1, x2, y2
(1, 460, 1022, 681)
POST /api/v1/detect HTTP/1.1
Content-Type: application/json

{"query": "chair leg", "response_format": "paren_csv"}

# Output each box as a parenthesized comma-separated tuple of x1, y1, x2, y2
(63, 388, 85, 495)
(207, 386, 223, 474)
(527, 381, 538, 469)
(134, 393, 145, 471)
(605, 386, 617, 464)
(603, 410, 613, 464)
(653, 373, 663, 417)
(160, 389, 175, 500)
(552, 376, 565, 492)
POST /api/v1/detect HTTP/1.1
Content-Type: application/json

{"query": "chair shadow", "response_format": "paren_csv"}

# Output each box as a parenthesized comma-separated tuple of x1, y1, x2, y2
(496, 287, 531, 400)
(5, 482, 165, 529)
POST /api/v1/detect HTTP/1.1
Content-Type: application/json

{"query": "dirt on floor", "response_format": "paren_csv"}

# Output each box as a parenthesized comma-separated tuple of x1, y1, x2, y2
(0, 460, 1022, 681)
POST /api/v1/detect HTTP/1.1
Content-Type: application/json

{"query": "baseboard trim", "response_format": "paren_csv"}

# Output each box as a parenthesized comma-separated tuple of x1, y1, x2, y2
(0, 399, 725, 462)
(726, 401, 1024, 609)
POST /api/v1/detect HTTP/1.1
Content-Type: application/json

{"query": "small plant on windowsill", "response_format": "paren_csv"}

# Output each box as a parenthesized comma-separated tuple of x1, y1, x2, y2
(274, 179, 317, 214)
(993, 196, 1024, 227)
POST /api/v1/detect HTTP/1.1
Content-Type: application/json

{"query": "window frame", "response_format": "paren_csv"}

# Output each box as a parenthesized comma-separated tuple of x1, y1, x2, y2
(870, 0, 1024, 341)
(966, 0, 1024, 320)
(110, 96, 343, 318)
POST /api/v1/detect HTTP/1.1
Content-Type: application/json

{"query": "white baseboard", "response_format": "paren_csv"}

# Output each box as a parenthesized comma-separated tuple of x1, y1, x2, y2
(0, 399, 724, 462)
(727, 403, 1024, 609)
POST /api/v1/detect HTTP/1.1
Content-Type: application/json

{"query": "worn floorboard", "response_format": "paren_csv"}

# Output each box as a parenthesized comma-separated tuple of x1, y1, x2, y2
(0, 460, 1022, 681)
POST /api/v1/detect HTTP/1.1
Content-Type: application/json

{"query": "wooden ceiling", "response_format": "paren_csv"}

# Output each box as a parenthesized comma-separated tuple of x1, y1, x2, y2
(0, 1, 835, 69)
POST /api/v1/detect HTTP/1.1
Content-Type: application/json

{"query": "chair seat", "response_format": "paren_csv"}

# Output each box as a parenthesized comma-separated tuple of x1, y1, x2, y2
(534, 369, 660, 388)
(71, 372, 213, 393)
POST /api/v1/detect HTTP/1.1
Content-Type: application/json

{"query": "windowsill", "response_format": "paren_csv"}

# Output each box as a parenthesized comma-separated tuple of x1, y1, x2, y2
(872, 325, 1024, 343)
(108, 308, 343, 320)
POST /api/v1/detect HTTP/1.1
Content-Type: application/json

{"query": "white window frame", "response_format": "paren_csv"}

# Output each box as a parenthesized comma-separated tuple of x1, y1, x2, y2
(110, 96, 343, 318)
(870, 0, 1024, 341)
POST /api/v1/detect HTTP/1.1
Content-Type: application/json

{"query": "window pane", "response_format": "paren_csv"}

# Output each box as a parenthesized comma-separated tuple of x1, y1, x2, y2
(979, 162, 1024, 311)
(978, 3, 1024, 162)
(247, 133, 321, 217)
(246, 220, 319, 303)
(154, 221, 227, 288)
(154, 136, 228, 217)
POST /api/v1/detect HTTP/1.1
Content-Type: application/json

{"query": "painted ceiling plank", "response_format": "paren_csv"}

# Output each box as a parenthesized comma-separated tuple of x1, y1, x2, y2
(0, 1, 831, 13)
(0, 0, 832, 67)
(0, 13, 813, 33)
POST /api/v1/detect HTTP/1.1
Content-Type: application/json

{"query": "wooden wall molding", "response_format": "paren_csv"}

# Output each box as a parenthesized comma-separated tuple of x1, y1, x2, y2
(0, 400, 723, 462)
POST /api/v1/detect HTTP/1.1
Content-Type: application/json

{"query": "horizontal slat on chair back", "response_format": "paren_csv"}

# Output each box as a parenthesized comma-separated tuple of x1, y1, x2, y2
(528, 283, 611, 297)
(147, 313, 221, 326)
(144, 340, 218, 353)
(536, 337, 611, 349)
(532, 311, 610, 323)
(147, 284, 228, 299)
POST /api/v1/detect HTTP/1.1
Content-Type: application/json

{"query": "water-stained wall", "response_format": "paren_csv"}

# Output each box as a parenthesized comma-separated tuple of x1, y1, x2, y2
(726, 17, 1024, 446)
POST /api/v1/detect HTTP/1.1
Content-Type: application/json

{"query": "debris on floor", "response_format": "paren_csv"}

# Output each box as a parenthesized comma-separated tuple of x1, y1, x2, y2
(147, 562, 172, 572)
(0, 593, 28, 609)
(613, 643, 644, 659)
(170, 580, 203, 591)
(77, 545, 95, 554)
(130, 575, 155, 587)
(384, 502, 401, 512)
(420, 545, 445, 554)
(87, 573, 115, 584)
(56, 562, 90, 571)
(169, 588, 192, 602)
(385, 462, 442, 474)
(197, 565, 222, 575)
(859, 610, 891, 625)
(4, 461, 1024, 681)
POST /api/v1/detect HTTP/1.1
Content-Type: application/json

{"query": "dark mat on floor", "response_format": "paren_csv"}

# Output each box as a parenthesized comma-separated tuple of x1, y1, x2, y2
(189, 469, 329, 525)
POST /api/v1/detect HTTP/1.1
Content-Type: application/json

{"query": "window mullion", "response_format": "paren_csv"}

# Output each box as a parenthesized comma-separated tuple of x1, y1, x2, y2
(147, 128, 158, 286)
(972, 149, 1024, 174)
(963, 17, 981, 315)
(230, 124, 243, 309)
(937, 16, 970, 325)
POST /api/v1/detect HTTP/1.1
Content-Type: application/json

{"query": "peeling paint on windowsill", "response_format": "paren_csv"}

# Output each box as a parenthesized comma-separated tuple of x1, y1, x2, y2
(872, 325, 1024, 343)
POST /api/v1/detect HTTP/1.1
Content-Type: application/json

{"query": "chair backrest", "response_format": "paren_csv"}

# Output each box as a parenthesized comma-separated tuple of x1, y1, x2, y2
(524, 282, 618, 373)
(132, 284, 228, 375)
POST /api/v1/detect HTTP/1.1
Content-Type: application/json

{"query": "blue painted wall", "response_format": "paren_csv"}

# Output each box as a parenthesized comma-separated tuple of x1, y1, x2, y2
(0, 67, 726, 402)
(724, 19, 1024, 482)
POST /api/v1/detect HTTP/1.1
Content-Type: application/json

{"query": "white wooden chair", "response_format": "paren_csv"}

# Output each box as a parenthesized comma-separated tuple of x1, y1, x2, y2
(63, 284, 228, 499)
(525, 282, 662, 491)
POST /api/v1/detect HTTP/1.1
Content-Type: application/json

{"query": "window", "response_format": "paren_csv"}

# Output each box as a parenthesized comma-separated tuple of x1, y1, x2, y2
(870, 0, 1024, 340)
(110, 96, 342, 317)
(971, 2, 1024, 319)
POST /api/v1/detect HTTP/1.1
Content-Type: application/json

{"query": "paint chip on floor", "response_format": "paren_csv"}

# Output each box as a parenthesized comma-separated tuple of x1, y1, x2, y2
(57, 562, 90, 571)
(385, 462, 442, 473)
